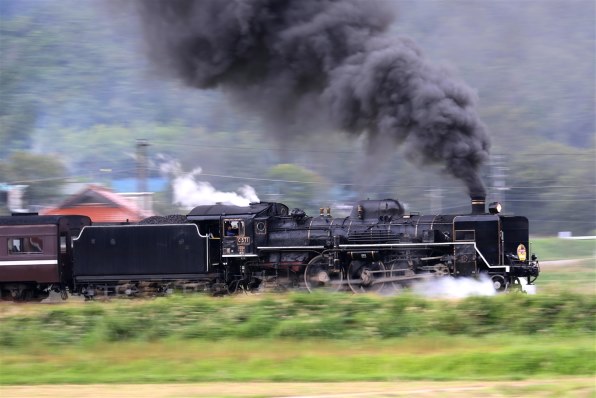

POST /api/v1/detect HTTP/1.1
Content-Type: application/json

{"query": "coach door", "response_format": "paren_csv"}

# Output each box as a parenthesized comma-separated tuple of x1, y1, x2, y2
(222, 218, 256, 259)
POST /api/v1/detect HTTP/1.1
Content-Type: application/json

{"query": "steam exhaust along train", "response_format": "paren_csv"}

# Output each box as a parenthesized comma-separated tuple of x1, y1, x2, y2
(0, 196, 539, 300)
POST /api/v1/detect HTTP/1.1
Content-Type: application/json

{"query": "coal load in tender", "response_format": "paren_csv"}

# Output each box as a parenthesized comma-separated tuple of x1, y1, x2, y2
(138, 215, 188, 225)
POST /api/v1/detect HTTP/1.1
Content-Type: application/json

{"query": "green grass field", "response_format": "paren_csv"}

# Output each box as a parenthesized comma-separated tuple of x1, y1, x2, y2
(530, 237, 595, 261)
(0, 291, 594, 385)
(529, 237, 595, 294)
(538, 258, 595, 294)
(1, 335, 594, 384)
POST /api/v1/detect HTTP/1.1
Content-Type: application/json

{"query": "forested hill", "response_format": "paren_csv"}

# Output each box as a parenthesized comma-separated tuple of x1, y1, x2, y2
(1, 0, 594, 235)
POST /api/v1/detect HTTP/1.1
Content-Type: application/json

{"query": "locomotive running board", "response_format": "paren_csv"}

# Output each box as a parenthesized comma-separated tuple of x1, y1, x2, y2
(338, 242, 509, 273)
(257, 246, 325, 251)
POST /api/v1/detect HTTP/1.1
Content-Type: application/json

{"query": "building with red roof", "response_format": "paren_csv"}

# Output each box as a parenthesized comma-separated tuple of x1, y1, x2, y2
(42, 184, 154, 223)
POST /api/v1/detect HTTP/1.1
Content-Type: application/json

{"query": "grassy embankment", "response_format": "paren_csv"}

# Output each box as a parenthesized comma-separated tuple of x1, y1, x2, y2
(530, 237, 595, 261)
(530, 237, 595, 294)
(1, 292, 594, 384)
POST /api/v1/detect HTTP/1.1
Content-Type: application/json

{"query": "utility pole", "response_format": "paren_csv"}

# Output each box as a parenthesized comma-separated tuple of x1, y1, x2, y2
(136, 139, 150, 193)
(490, 154, 509, 206)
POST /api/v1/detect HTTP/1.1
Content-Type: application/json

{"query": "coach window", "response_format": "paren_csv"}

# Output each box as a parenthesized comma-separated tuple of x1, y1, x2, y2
(8, 238, 22, 253)
(8, 237, 43, 254)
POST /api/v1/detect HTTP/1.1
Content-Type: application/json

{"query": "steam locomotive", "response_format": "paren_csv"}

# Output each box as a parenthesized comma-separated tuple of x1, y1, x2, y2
(0, 197, 540, 299)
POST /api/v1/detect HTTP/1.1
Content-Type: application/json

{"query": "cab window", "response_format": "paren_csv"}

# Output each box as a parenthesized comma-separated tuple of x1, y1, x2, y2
(224, 220, 245, 237)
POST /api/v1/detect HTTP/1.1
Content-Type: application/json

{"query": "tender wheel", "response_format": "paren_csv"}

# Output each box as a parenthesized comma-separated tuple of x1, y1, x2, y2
(347, 260, 386, 293)
(491, 274, 508, 291)
(304, 255, 343, 292)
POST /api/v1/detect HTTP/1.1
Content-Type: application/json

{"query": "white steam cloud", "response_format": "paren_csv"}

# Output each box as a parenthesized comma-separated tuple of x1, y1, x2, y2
(411, 275, 496, 299)
(159, 159, 259, 208)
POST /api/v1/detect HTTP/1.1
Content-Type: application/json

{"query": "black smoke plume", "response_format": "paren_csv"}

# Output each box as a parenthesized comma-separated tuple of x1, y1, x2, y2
(135, 0, 490, 196)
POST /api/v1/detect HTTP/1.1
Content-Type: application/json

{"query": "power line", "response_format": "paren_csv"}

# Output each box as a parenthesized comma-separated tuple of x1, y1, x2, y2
(4, 168, 138, 185)
(505, 198, 596, 202)
(508, 185, 596, 189)
(5, 170, 595, 193)
(528, 220, 596, 224)
(149, 140, 596, 157)
(4, 161, 595, 193)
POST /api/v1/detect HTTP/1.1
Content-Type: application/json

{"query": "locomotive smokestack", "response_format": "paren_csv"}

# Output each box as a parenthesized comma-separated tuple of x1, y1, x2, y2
(471, 195, 486, 214)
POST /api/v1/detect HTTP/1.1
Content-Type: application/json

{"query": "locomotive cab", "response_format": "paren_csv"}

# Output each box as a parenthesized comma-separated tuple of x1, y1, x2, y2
(222, 218, 255, 257)
(187, 202, 289, 262)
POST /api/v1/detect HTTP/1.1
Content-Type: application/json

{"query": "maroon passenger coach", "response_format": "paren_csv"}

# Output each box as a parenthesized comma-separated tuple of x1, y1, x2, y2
(0, 214, 91, 300)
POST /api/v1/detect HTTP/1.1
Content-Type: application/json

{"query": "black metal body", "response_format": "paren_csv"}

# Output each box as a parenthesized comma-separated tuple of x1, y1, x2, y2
(0, 198, 540, 298)
(186, 199, 539, 293)
(72, 223, 216, 297)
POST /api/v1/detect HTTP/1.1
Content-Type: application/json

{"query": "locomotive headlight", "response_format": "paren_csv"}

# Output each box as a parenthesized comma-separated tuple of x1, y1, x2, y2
(488, 202, 502, 214)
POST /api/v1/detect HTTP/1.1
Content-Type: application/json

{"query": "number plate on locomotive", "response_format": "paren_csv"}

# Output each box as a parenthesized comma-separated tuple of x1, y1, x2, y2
(237, 236, 251, 245)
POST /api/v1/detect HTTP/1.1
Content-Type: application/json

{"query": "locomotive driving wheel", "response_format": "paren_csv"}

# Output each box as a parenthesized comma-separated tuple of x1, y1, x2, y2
(491, 274, 508, 291)
(304, 255, 343, 292)
(347, 260, 386, 293)
(390, 261, 416, 290)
